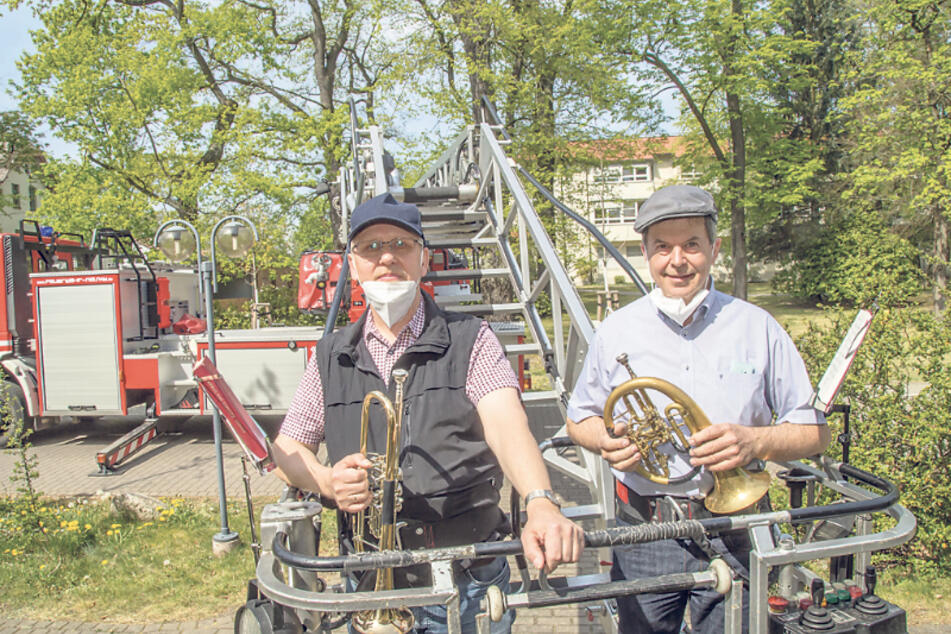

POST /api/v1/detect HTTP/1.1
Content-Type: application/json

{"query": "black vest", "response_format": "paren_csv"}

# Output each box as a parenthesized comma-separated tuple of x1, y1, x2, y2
(319, 294, 504, 526)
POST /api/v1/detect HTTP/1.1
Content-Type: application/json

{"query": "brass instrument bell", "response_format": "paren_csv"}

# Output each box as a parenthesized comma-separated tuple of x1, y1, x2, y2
(604, 353, 770, 515)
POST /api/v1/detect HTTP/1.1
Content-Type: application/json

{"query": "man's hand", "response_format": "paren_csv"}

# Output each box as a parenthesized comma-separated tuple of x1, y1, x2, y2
(331, 453, 373, 512)
(520, 500, 584, 573)
(688, 423, 760, 471)
(599, 421, 642, 472)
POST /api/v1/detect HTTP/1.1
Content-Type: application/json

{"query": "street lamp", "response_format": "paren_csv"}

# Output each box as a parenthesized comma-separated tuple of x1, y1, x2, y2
(153, 216, 259, 554)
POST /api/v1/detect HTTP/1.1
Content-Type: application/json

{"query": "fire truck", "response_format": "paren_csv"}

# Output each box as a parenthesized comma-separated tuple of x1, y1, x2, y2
(0, 223, 321, 471)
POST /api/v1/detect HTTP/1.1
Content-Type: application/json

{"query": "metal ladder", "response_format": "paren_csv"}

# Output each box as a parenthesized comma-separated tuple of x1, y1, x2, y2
(340, 110, 628, 528)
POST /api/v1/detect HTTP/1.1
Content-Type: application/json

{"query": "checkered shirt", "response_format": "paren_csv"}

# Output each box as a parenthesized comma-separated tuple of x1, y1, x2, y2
(280, 300, 519, 446)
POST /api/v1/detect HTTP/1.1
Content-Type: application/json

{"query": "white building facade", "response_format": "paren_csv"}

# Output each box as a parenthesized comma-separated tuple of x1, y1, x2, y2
(0, 150, 46, 234)
(556, 136, 699, 286)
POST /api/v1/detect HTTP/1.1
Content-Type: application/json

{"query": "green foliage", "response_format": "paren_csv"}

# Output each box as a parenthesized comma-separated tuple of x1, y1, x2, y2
(772, 212, 923, 306)
(2, 388, 39, 513)
(838, 0, 951, 308)
(0, 495, 253, 621)
(795, 307, 951, 571)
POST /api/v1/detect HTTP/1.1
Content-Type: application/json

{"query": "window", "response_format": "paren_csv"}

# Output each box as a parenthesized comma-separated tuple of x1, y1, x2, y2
(621, 164, 651, 182)
(593, 164, 651, 184)
(680, 165, 701, 182)
(28, 185, 37, 212)
(625, 245, 641, 258)
(10, 183, 20, 209)
(592, 166, 621, 184)
(594, 200, 641, 225)
(621, 199, 639, 223)
(594, 202, 623, 224)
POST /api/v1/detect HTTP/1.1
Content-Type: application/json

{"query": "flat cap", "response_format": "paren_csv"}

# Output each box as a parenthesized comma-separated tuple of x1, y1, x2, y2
(348, 193, 424, 243)
(633, 185, 718, 233)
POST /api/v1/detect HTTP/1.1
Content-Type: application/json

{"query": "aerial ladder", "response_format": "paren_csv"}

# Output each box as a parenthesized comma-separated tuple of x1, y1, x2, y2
(225, 99, 915, 634)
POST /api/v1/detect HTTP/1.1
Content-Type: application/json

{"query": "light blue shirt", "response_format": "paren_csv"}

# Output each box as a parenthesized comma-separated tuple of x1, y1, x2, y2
(567, 289, 826, 497)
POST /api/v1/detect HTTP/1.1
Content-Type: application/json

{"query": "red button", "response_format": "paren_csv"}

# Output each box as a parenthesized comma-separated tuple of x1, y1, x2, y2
(768, 596, 789, 614)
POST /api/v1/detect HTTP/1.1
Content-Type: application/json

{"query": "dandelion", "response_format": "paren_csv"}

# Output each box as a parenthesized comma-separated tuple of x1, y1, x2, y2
(110, 523, 121, 529)
(40, 564, 46, 569)
(101, 559, 109, 566)
(42, 528, 48, 534)
(107, 530, 113, 536)
(84, 524, 91, 530)
(159, 517, 166, 522)
(60, 521, 67, 528)
(11, 549, 18, 556)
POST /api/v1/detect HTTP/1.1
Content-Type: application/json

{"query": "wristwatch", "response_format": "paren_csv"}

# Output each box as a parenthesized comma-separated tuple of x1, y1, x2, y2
(523, 489, 564, 509)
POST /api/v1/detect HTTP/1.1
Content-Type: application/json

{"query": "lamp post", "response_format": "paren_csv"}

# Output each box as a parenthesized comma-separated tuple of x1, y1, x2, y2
(153, 216, 259, 554)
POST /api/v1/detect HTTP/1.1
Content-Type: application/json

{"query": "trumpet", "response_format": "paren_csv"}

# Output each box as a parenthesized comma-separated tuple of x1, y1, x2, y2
(352, 368, 414, 634)
(604, 353, 770, 515)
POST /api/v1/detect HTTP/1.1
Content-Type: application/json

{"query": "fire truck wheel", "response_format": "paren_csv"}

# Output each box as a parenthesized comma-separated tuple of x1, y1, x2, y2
(0, 381, 31, 447)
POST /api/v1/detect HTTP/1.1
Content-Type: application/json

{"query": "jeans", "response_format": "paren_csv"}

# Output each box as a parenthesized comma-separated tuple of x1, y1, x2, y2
(412, 556, 515, 633)
(348, 556, 515, 634)
(611, 519, 750, 634)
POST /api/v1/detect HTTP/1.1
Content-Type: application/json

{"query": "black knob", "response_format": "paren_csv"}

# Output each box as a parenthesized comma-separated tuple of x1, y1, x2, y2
(811, 578, 825, 605)
(864, 565, 877, 596)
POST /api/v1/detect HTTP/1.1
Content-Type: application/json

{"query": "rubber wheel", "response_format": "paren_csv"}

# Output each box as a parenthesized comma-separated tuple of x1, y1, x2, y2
(0, 380, 31, 447)
(709, 558, 734, 595)
(486, 584, 506, 622)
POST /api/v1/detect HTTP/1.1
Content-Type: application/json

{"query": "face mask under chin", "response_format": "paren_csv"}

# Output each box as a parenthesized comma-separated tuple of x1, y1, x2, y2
(361, 280, 419, 327)
(648, 287, 709, 326)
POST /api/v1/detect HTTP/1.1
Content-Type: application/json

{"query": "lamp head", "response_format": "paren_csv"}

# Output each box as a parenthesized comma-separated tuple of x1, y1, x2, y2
(156, 225, 197, 262)
(216, 220, 255, 258)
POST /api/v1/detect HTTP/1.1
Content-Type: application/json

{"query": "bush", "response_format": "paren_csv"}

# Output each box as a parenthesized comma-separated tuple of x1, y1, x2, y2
(795, 307, 951, 572)
(773, 212, 923, 307)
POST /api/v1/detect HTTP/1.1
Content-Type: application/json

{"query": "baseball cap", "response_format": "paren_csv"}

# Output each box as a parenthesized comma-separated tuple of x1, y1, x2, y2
(347, 193, 424, 243)
(633, 185, 718, 233)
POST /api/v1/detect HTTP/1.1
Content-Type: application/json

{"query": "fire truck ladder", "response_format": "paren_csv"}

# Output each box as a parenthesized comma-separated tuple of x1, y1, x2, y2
(339, 101, 646, 531)
(331, 102, 654, 631)
(91, 228, 161, 341)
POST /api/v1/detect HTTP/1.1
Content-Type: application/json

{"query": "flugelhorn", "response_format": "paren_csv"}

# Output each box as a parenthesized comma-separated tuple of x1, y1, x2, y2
(604, 353, 770, 515)
(352, 368, 414, 634)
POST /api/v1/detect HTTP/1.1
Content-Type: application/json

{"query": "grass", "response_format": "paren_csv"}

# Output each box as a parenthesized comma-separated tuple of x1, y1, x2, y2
(0, 493, 340, 623)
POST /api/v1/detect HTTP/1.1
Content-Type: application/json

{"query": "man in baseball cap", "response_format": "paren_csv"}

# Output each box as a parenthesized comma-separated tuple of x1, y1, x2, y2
(275, 192, 584, 632)
(566, 184, 829, 633)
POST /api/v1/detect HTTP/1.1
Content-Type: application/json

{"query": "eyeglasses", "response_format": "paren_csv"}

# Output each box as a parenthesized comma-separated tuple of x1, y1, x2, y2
(351, 237, 423, 258)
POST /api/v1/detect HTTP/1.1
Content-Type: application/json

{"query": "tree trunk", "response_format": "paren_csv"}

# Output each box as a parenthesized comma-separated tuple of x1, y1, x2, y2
(451, 1, 493, 123)
(934, 207, 948, 315)
(726, 88, 747, 300)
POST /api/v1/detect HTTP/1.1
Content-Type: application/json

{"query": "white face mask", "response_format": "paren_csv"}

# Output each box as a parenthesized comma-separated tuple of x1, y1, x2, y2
(648, 286, 709, 326)
(361, 279, 418, 327)
(352, 248, 424, 328)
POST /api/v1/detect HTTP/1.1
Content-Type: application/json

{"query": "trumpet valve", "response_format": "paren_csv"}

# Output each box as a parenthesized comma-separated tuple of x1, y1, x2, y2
(352, 609, 415, 634)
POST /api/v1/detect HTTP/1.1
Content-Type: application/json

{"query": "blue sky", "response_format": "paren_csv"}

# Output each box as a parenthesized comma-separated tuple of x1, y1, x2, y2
(0, 7, 35, 114)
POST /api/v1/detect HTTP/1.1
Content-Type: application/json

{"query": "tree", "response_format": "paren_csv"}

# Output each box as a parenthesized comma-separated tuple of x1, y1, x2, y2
(840, 0, 951, 314)
(0, 110, 46, 181)
(6, 0, 393, 246)
(616, 0, 837, 300)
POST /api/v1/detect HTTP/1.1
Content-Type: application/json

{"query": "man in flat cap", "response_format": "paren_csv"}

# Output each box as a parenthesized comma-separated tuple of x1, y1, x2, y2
(566, 185, 829, 633)
(274, 193, 583, 632)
